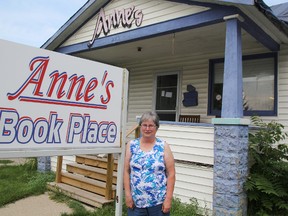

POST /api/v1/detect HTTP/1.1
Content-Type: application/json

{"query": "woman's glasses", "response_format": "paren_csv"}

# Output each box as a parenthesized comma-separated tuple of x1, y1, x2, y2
(141, 124, 156, 129)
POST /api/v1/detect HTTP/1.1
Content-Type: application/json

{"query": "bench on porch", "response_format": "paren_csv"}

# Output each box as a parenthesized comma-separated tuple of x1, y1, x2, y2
(179, 114, 200, 123)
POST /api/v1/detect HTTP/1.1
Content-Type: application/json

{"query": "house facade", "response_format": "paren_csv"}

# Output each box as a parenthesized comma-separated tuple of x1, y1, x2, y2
(42, 0, 288, 214)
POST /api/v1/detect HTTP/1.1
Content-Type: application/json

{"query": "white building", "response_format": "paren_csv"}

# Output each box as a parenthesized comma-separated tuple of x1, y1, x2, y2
(42, 0, 288, 212)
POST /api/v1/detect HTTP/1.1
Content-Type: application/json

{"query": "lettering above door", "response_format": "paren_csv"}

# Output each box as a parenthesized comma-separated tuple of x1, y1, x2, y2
(88, 6, 144, 47)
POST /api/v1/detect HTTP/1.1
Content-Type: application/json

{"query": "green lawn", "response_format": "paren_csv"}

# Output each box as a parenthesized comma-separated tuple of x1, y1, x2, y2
(0, 159, 54, 207)
(0, 160, 14, 165)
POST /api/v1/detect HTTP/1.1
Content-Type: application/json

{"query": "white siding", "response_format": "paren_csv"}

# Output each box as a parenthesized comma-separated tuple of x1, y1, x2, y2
(157, 124, 214, 211)
(157, 124, 214, 165)
(62, 0, 209, 46)
(51, 155, 75, 172)
(277, 44, 288, 131)
(175, 163, 213, 211)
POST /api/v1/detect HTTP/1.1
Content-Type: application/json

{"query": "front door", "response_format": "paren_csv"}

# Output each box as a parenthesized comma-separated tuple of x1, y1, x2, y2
(154, 73, 179, 121)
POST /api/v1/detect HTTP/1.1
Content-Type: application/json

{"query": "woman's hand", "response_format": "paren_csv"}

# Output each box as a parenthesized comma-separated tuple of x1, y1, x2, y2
(162, 197, 172, 213)
(125, 194, 135, 209)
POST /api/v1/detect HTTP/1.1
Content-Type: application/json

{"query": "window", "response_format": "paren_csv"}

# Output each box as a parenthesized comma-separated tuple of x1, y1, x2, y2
(208, 53, 277, 116)
(154, 73, 179, 121)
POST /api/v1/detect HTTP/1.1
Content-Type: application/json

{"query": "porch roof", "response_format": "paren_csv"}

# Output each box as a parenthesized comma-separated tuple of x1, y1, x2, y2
(41, 0, 288, 65)
(256, 0, 288, 36)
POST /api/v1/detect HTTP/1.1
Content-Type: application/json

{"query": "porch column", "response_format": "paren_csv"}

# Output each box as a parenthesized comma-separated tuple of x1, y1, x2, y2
(212, 15, 250, 216)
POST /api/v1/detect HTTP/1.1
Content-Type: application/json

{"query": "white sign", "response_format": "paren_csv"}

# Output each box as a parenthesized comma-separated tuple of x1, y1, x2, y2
(0, 39, 128, 156)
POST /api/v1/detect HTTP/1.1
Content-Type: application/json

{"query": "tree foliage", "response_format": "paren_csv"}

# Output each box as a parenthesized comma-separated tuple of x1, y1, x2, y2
(245, 116, 288, 215)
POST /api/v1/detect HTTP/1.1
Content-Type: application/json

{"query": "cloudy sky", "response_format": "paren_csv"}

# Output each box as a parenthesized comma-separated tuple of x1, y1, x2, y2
(0, 0, 286, 48)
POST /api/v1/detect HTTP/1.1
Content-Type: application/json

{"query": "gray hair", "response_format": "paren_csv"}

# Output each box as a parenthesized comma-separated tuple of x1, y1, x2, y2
(139, 111, 160, 128)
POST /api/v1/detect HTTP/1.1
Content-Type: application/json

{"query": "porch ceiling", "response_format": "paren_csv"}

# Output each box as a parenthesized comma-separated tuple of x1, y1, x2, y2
(74, 22, 265, 66)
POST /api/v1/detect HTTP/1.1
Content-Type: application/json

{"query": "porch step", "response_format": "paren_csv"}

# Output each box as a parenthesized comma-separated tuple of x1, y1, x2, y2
(47, 182, 114, 208)
(66, 163, 117, 185)
(76, 155, 118, 171)
(49, 154, 117, 208)
(60, 172, 116, 197)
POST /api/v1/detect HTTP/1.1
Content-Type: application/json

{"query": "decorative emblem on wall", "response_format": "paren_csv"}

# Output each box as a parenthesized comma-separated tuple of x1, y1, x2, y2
(182, 84, 198, 107)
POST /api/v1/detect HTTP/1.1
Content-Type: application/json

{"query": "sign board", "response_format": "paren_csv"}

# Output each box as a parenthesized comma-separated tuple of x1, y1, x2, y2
(0, 39, 128, 158)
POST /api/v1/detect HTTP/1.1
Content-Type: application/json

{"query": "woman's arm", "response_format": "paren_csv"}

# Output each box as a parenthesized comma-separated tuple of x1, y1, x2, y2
(123, 141, 134, 209)
(162, 141, 176, 213)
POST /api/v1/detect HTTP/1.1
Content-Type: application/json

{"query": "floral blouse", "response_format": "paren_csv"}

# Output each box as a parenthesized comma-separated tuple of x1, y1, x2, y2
(129, 137, 167, 208)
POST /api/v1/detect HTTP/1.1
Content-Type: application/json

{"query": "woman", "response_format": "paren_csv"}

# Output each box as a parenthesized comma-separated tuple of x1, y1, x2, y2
(124, 111, 175, 216)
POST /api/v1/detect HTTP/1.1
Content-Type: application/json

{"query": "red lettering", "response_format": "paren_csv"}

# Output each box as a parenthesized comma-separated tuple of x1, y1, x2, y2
(67, 75, 85, 101)
(101, 81, 114, 104)
(8, 56, 114, 109)
(47, 71, 68, 99)
(84, 78, 98, 102)
(8, 56, 49, 100)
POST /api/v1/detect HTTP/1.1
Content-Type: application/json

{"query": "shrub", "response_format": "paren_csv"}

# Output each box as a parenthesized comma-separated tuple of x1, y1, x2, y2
(245, 116, 288, 216)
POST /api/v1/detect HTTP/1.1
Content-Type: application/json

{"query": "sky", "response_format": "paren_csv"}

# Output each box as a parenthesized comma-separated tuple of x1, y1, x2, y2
(0, 0, 87, 47)
(0, 0, 287, 48)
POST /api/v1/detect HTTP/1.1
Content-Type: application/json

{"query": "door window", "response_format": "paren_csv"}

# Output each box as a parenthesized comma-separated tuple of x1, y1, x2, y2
(155, 74, 178, 121)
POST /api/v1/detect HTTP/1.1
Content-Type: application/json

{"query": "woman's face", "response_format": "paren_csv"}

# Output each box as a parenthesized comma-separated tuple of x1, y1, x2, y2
(140, 119, 157, 139)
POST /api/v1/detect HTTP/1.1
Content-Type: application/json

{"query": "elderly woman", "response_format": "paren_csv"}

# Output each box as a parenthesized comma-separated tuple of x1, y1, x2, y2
(124, 111, 175, 216)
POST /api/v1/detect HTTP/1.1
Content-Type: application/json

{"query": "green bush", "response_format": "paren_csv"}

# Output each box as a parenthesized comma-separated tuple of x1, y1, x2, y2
(245, 116, 288, 216)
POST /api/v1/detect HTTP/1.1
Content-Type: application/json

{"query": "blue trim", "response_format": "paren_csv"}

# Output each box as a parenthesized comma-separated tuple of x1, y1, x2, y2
(222, 18, 243, 118)
(208, 52, 278, 117)
(56, 7, 238, 54)
(237, 8, 280, 52)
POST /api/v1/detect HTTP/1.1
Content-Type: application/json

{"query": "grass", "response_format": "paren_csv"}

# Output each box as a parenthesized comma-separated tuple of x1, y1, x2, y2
(50, 190, 209, 216)
(0, 158, 55, 207)
(0, 159, 209, 215)
(0, 160, 14, 165)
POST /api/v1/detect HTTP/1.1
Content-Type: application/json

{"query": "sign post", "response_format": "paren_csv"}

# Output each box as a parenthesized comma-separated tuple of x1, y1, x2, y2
(0, 39, 128, 216)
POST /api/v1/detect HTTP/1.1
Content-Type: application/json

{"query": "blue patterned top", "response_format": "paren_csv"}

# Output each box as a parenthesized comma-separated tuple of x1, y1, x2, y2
(129, 137, 167, 208)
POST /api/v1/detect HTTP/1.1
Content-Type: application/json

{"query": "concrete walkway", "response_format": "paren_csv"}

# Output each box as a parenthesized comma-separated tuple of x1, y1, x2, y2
(0, 192, 73, 216)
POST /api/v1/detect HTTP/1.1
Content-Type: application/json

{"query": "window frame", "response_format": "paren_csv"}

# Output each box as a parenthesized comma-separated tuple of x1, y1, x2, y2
(208, 52, 278, 117)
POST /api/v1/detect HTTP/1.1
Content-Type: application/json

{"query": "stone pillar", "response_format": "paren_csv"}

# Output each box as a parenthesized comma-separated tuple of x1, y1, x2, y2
(37, 156, 51, 172)
(212, 120, 249, 215)
(212, 15, 250, 215)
